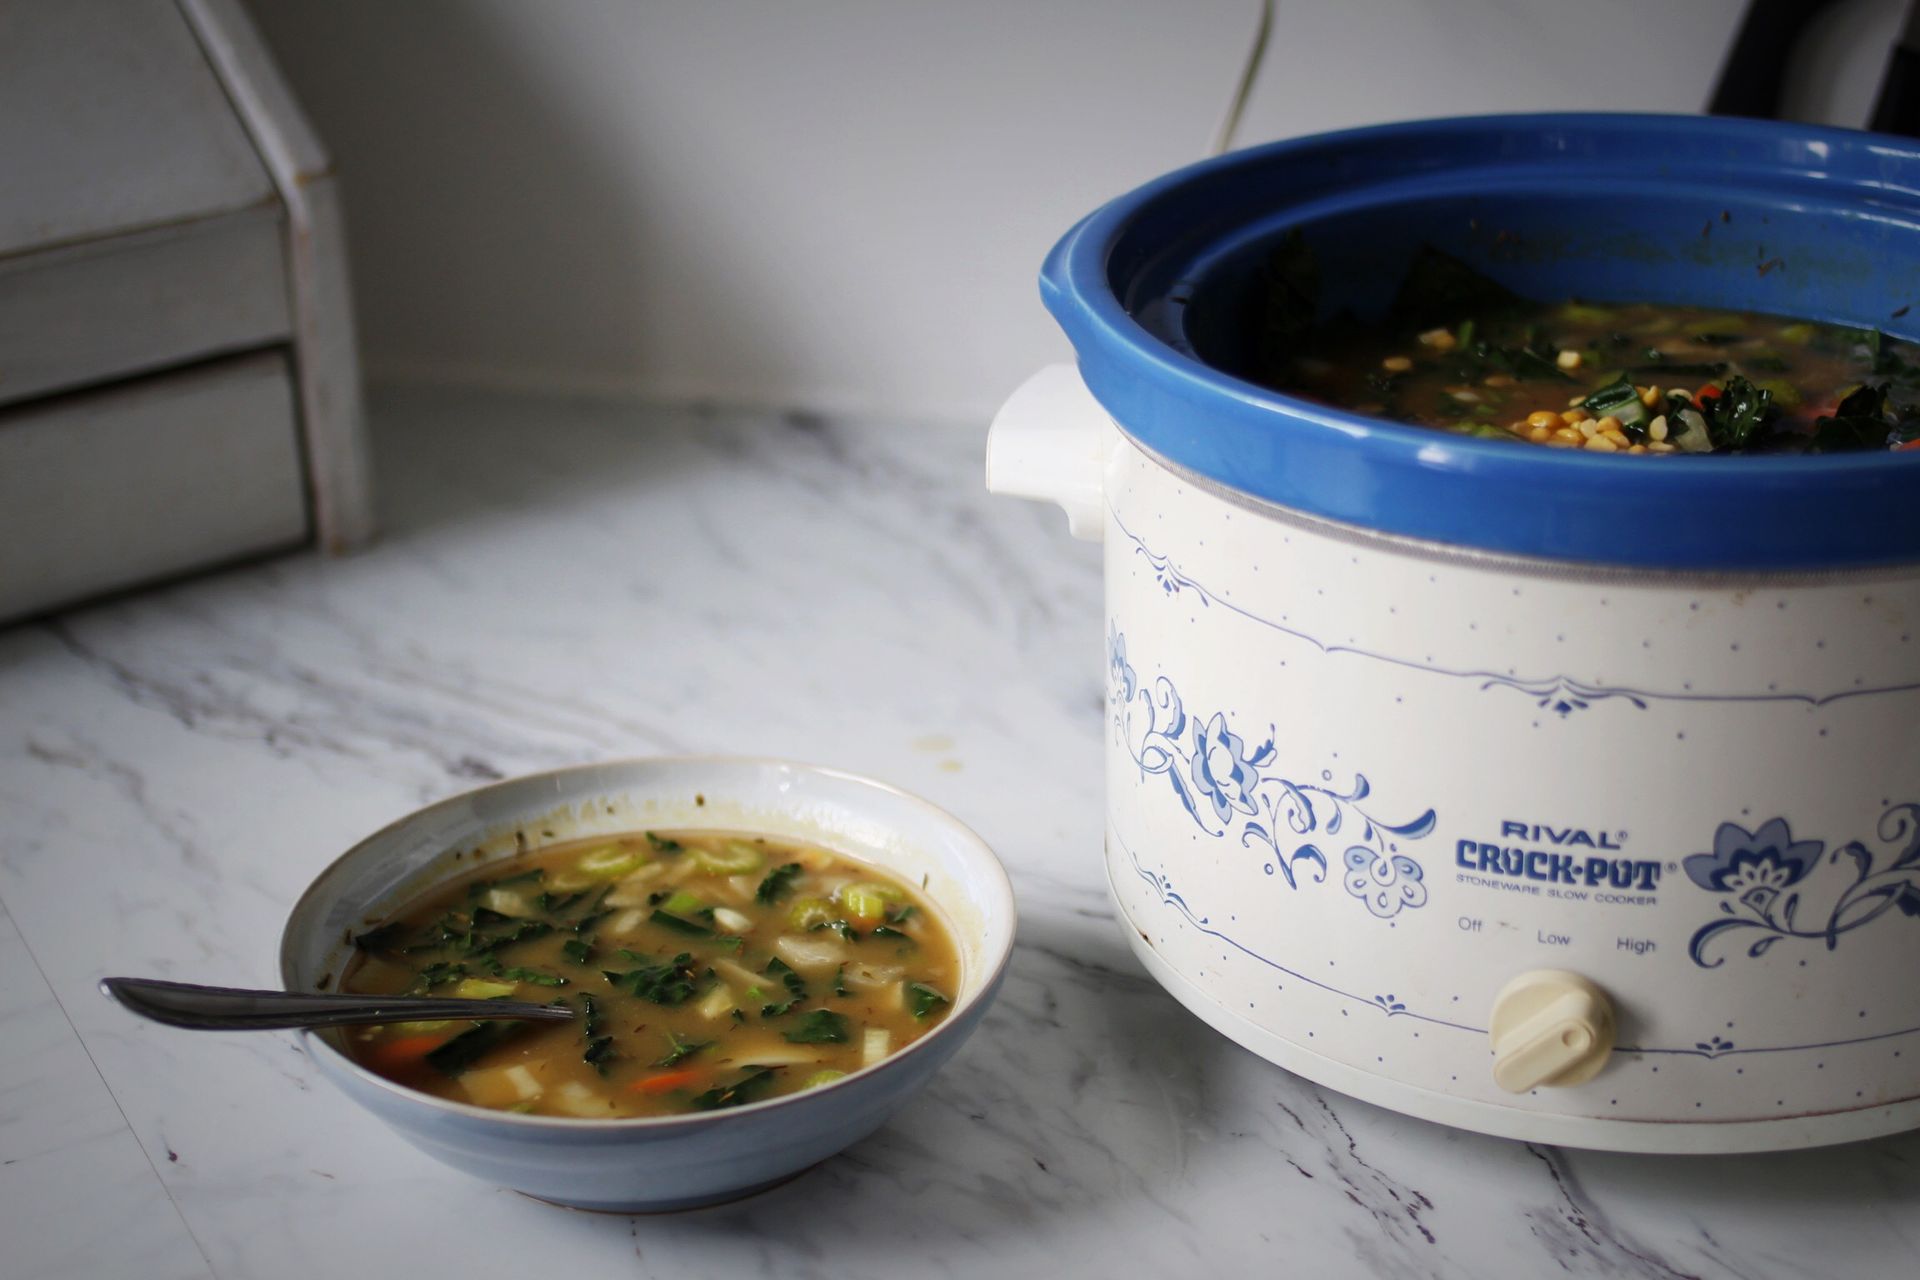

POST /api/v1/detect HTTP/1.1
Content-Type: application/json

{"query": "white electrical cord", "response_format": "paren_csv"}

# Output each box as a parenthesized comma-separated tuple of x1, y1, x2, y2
(1209, 0, 1275, 156)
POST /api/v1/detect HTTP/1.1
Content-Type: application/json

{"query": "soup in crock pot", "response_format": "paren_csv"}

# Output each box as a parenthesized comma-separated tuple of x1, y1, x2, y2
(340, 830, 958, 1117)
(1259, 242, 1920, 455)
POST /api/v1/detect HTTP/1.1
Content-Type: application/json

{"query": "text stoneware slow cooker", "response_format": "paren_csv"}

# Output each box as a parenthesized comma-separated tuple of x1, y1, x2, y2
(988, 114, 1920, 1154)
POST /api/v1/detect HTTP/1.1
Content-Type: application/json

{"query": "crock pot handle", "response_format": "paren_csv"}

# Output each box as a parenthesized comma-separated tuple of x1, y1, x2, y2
(985, 364, 1108, 542)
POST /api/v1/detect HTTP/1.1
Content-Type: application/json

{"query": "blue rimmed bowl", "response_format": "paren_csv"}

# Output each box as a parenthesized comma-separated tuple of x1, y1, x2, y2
(281, 758, 1015, 1211)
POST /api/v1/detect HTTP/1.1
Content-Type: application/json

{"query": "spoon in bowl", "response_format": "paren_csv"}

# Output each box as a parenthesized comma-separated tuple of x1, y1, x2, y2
(99, 977, 577, 1031)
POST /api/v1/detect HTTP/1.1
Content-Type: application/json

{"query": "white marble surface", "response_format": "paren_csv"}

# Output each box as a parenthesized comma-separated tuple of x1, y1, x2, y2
(2, 387, 1918, 1279)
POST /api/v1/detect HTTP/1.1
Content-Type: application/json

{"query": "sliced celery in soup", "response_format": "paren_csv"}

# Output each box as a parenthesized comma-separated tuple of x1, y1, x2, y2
(339, 830, 958, 1117)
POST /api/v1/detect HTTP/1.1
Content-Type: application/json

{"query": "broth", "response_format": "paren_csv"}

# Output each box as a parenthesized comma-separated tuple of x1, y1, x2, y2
(340, 830, 959, 1117)
(1256, 243, 1920, 455)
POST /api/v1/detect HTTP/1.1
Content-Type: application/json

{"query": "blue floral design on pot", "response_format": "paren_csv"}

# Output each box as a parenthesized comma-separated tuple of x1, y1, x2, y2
(1683, 818, 1824, 914)
(1687, 805, 1920, 967)
(1189, 713, 1263, 823)
(1107, 621, 1136, 705)
(1344, 847, 1429, 919)
(1110, 625, 1436, 917)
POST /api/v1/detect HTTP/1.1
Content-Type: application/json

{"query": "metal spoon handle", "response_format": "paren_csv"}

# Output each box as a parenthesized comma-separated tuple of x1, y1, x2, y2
(99, 977, 576, 1031)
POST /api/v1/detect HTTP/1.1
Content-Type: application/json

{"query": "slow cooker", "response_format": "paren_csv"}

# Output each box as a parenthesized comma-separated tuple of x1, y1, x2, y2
(988, 114, 1920, 1153)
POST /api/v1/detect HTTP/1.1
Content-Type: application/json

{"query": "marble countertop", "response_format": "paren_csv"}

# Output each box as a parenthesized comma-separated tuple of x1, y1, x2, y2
(3, 388, 1917, 1279)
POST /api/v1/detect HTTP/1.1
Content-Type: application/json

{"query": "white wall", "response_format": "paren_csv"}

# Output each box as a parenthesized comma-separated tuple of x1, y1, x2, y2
(247, 0, 1899, 424)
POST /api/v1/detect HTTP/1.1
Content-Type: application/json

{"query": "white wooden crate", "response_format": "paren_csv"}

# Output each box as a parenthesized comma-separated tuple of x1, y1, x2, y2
(0, 0, 372, 622)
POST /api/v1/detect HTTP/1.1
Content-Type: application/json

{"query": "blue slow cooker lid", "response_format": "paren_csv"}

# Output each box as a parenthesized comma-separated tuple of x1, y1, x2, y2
(1041, 113, 1920, 571)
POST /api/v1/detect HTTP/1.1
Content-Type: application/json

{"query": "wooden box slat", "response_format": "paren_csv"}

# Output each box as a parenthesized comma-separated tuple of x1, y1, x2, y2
(0, 349, 309, 623)
(0, 202, 291, 410)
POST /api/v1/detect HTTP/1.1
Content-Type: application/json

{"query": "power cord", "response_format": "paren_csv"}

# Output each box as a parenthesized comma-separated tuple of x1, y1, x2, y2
(1209, 0, 1276, 156)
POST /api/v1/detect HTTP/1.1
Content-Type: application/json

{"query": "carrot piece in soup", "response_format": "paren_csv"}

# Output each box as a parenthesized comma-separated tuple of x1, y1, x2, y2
(365, 1033, 452, 1072)
(630, 1067, 707, 1095)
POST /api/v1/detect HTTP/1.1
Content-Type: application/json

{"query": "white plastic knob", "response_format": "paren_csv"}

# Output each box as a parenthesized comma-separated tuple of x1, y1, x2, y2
(1488, 970, 1616, 1093)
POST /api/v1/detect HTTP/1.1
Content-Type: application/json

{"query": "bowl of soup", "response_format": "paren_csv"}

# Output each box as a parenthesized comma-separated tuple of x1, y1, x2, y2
(987, 114, 1920, 1154)
(281, 758, 1015, 1211)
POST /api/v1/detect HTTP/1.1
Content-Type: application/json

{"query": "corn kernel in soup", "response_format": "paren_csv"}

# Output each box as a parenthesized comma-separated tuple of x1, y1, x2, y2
(339, 831, 958, 1117)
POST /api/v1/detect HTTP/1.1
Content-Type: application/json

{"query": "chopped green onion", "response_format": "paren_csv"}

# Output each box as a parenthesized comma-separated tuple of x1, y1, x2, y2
(574, 844, 645, 880)
(659, 889, 705, 917)
(836, 881, 902, 923)
(788, 897, 836, 930)
(689, 840, 764, 875)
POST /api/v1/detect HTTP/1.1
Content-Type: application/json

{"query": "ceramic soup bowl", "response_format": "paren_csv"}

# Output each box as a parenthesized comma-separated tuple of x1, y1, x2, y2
(281, 757, 1015, 1211)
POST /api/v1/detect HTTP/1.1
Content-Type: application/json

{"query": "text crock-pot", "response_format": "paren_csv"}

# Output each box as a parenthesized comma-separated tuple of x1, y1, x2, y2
(989, 115, 1920, 1153)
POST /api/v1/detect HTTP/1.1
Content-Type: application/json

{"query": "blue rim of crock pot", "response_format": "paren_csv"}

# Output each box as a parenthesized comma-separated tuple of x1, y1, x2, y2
(1040, 113, 1920, 571)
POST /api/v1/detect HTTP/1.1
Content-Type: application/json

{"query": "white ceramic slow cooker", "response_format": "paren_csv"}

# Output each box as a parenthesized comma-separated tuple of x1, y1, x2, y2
(989, 115, 1920, 1153)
